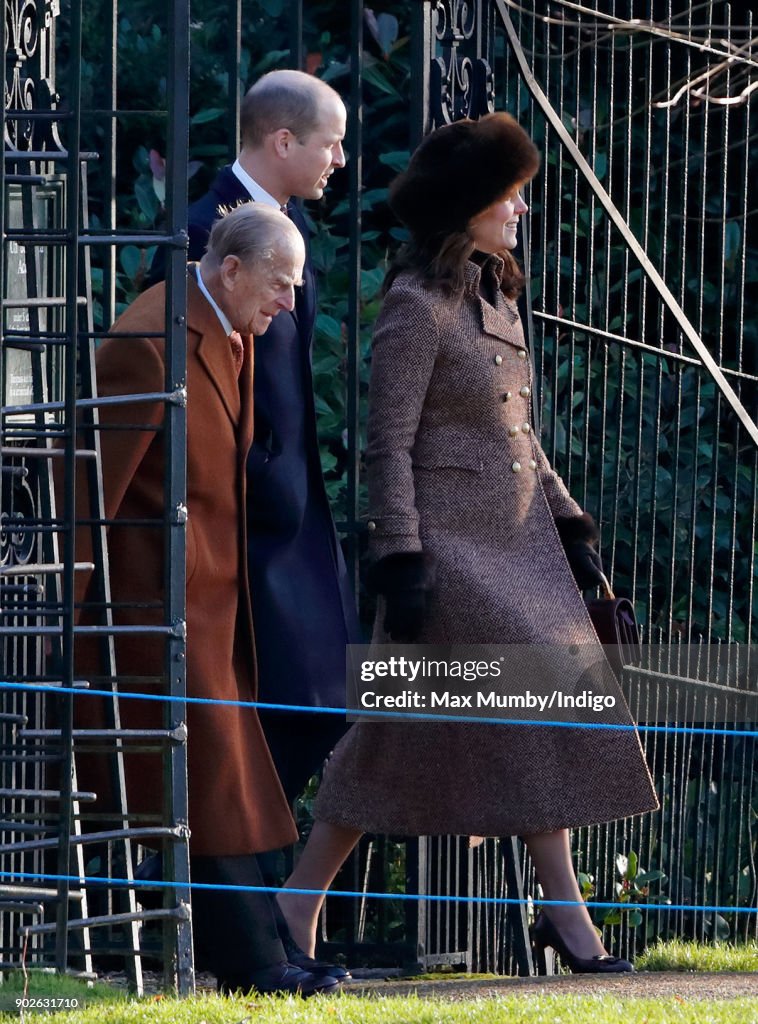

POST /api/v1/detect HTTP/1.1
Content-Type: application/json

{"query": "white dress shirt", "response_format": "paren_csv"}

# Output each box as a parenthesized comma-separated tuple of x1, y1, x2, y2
(195, 264, 233, 337)
(231, 160, 282, 208)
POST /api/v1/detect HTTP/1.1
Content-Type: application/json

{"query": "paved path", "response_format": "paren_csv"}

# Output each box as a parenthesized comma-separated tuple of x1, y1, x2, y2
(121, 969, 756, 1003)
(342, 971, 758, 1001)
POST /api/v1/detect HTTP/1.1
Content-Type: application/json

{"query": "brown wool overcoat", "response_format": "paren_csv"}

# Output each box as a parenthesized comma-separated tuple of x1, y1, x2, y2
(73, 274, 297, 856)
(315, 260, 658, 836)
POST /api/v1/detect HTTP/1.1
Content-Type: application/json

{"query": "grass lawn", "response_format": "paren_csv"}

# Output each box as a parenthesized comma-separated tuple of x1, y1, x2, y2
(636, 938, 758, 973)
(1, 989, 756, 1024)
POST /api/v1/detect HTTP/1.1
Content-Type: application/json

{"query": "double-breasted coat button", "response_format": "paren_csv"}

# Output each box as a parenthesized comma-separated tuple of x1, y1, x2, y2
(521, 423, 531, 433)
(520, 385, 531, 398)
(494, 354, 503, 366)
(509, 425, 519, 437)
(367, 520, 376, 531)
(528, 459, 537, 470)
(502, 391, 512, 402)
(517, 349, 527, 360)
(512, 461, 522, 473)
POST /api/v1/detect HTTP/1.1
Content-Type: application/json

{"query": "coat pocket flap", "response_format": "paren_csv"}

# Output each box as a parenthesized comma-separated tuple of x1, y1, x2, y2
(412, 435, 484, 472)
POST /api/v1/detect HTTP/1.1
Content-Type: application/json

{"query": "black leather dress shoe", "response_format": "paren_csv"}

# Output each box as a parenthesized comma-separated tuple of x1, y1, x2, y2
(281, 933, 352, 980)
(217, 961, 341, 996)
(531, 912, 634, 974)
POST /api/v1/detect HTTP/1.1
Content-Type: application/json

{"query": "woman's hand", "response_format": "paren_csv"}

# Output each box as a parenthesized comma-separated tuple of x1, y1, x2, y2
(554, 513, 605, 591)
(366, 552, 436, 643)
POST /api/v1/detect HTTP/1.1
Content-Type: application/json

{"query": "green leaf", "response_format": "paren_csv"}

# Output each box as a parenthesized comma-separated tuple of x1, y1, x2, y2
(191, 107, 226, 126)
(119, 245, 144, 282)
(320, 449, 337, 474)
(376, 13, 399, 56)
(316, 313, 343, 343)
(361, 188, 389, 212)
(362, 61, 401, 97)
(134, 176, 159, 222)
(313, 354, 342, 376)
(310, 230, 343, 273)
(314, 394, 334, 416)
(132, 145, 150, 174)
(361, 268, 385, 301)
(250, 50, 291, 76)
(321, 60, 350, 84)
(379, 150, 409, 173)
(635, 870, 665, 885)
(189, 144, 231, 158)
(627, 909, 643, 927)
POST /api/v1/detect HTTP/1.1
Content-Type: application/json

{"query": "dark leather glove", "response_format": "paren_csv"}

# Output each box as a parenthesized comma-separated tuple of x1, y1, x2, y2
(366, 552, 436, 643)
(555, 513, 605, 591)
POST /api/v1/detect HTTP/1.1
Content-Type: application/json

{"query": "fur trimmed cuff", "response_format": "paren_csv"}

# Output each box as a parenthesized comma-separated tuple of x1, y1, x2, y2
(554, 512, 600, 549)
(366, 551, 437, 596)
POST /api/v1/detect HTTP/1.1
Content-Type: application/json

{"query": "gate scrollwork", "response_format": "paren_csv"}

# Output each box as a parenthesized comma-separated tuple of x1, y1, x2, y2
(4, 0, 62, 152)
(429, 0, 495, 127)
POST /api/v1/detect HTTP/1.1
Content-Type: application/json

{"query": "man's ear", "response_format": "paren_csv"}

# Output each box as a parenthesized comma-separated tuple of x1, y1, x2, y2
(219, 254, 242, 291)
(271, 127, 294, 160)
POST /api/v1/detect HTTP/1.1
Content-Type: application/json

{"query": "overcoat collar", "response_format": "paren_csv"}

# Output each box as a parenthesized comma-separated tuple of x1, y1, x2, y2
(464, 258, 524, 347)
(187, 266, 251, 431)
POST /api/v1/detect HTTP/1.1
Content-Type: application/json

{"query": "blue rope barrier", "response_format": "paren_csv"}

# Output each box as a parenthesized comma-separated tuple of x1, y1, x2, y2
(0, 869, 754, 915)
(0, 679, 755, 738)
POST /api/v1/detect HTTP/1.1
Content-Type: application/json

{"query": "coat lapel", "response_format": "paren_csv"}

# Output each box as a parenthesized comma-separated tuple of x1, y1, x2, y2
(478, 297, 525, 348)
(464, 260, 526, 350)
(288, 203, 316, 334)
(214, 166, 251, 208)
(187, 272, 241, 427)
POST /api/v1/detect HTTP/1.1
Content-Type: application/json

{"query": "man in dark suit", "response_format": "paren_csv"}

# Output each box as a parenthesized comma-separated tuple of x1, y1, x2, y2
(150, 69, 360, 806)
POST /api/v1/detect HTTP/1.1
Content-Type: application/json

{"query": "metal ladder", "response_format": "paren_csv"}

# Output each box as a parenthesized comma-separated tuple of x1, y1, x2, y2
(1, 35, 193, 990)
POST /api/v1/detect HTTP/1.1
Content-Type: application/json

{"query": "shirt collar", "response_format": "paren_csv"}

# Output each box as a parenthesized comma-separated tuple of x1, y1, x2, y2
(195, 264, 233, 337)
(231, 159, 282, 208)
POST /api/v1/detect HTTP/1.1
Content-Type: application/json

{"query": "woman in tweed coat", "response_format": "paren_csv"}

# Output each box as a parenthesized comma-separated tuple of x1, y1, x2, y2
(278, 115, 658, 973)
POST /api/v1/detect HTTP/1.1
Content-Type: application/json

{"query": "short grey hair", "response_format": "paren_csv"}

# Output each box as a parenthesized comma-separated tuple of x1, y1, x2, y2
(240, 69, 342, 148)
(205, 202, 301, 268)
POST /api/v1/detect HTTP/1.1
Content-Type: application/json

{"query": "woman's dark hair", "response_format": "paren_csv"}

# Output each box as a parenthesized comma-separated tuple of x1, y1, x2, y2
(383, 232, 525, 299)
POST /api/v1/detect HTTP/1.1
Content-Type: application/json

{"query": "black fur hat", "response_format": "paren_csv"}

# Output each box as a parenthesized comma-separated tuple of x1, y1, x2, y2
(389, 113, 540, 242)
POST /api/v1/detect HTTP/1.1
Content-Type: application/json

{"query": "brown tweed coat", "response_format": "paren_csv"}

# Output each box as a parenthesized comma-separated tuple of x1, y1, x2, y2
(314, 259, 658, 836)
(73, 275, 297, 856)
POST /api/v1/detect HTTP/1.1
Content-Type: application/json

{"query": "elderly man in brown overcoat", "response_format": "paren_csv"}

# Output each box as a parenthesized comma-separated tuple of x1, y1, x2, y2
(72, 204, 340, 995)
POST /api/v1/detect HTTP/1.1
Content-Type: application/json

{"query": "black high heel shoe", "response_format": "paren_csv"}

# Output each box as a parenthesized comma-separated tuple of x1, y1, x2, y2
(531, 912, 634, 974)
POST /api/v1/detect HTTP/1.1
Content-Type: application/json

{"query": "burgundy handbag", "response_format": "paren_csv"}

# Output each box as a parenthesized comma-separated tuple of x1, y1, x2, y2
(586, 573, 641, 675)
